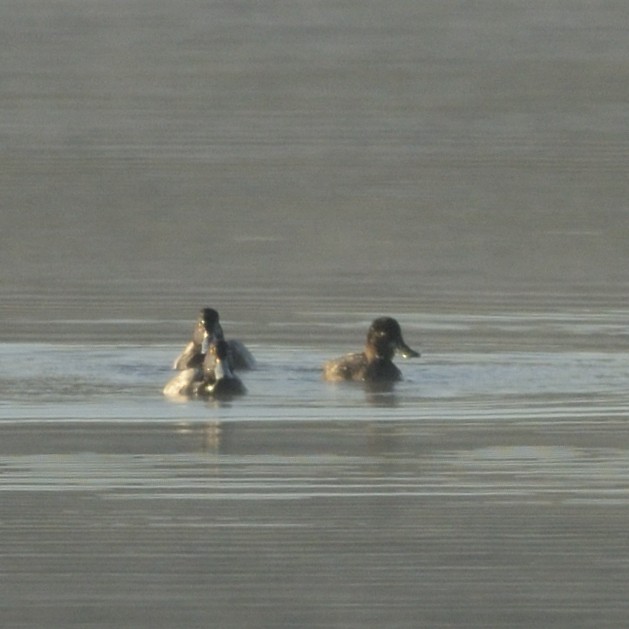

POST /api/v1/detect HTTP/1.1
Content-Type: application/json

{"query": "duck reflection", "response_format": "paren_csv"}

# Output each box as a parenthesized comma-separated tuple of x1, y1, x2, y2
(181, 419, 413, 459)
(364, 380, 399, 407)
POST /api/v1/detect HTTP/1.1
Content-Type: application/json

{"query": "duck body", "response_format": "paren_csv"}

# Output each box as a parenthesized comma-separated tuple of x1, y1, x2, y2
(223, 339, 256, 370)
(323, 317, 419, 383)
(324, 352, 404, 382)
(198, 340, 247, 399)
(162, 367, 204, 398)
(173, 339, 255, 371)
(199, 372, 247, 398)
(164, 340, 246, 400)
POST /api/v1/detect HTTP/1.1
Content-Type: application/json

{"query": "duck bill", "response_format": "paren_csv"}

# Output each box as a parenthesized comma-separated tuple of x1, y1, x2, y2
(397, 339, 419, 358)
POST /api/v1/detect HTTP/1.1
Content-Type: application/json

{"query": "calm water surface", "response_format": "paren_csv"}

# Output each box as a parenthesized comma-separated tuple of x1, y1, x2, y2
(2, 327, 629, 628)
(2, 0, 629, 627)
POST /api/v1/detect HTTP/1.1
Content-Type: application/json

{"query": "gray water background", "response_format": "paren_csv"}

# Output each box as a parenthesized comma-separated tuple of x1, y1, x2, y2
(1, 1, 629, 627)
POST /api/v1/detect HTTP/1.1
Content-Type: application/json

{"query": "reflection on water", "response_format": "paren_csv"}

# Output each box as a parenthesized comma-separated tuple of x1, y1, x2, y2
(3, 421, 629, 503)
(2, 418, 629, 628)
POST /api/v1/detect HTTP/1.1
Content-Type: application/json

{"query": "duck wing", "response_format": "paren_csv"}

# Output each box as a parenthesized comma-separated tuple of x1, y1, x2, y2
(323, 352, 367, 382)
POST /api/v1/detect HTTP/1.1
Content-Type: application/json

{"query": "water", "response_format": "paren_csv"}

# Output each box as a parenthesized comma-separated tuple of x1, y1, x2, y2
(2, 1, 629, 627)
(2, 336, 629, 627)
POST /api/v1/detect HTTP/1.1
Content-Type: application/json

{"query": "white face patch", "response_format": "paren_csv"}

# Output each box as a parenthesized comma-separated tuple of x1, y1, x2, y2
(214, 360, 226, 380)
(201, 332, 210, 354)
(214, 358, 235, 380)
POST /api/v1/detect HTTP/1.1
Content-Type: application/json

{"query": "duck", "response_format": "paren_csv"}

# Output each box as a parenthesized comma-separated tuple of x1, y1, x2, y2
(198, 340, 247, 399)
(163, 340, 247, 399)
(172, 308, 221, 370)
(172, 307, 256, 371)
(323, 317, 419, 383)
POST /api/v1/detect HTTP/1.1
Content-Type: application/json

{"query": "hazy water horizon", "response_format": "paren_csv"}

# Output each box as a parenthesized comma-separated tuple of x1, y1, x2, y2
(2, 0, 629, 326)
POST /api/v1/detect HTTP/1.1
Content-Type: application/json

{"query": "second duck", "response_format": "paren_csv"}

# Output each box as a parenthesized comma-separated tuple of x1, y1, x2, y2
(323, 317, 419, 383)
